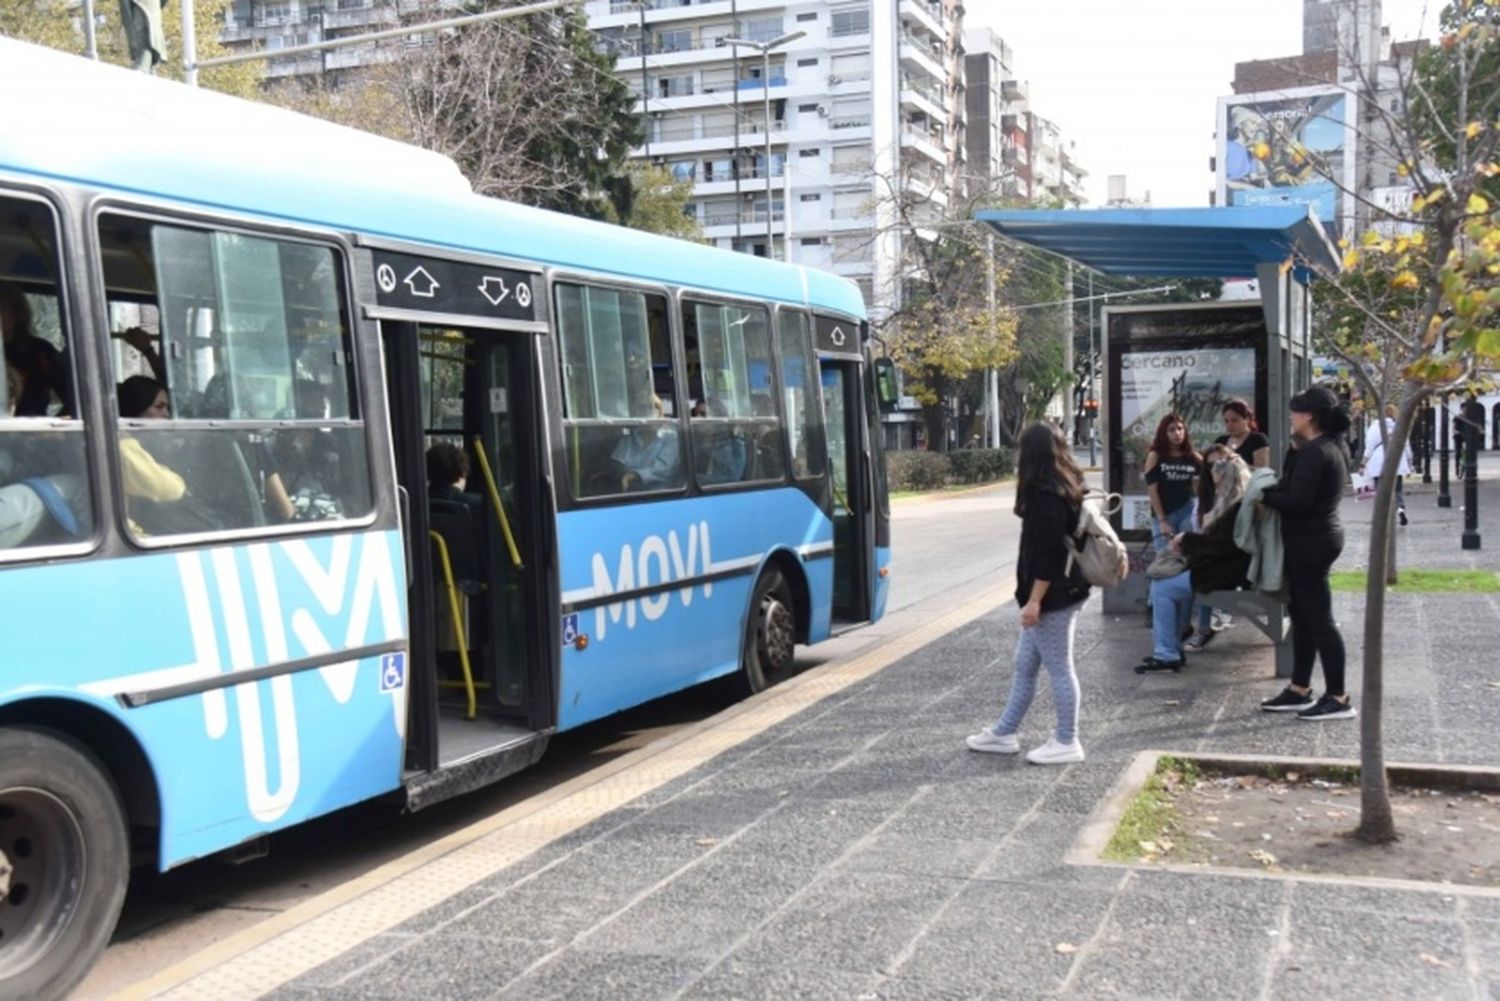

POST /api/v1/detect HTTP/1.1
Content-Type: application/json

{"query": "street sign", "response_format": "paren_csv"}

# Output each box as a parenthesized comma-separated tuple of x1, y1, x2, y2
(371, 250, 538, 323)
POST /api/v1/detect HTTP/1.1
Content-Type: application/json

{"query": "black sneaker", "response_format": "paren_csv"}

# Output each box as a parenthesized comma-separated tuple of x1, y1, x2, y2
(1135, 656, 1185, 674)
(1297, 694, 1358, 721)
(1260, 687, 1316, 712)
(1398, 508, 1409, 526)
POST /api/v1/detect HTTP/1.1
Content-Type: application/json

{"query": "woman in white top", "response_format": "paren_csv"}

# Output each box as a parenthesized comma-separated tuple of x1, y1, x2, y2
(1361, 403, 1412, 526)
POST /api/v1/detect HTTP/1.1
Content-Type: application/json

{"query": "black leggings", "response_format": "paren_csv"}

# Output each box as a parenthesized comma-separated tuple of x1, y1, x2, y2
(1285, 533, 1346, 695)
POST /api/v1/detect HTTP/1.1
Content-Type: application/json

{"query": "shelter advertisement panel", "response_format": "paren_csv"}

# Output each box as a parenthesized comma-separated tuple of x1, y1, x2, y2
(1106, 304, 1268, 539)
(1216, 86, 1357, 233)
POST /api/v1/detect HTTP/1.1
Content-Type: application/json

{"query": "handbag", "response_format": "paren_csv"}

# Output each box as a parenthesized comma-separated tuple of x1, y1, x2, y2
(1350, 471, 1376, 501)
(1145, 548, 1189, 580)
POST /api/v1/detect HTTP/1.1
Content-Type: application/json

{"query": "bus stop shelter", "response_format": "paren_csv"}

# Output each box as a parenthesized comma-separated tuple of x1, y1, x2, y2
(973, 206, 1342, 671)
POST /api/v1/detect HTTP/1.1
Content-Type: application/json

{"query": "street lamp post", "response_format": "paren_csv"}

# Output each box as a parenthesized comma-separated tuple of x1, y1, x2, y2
(724, 31, 805, 261)
(1462, 397, 1482, 550)
(1439, 394, 1453, 507)
(634, 1, 651, 161)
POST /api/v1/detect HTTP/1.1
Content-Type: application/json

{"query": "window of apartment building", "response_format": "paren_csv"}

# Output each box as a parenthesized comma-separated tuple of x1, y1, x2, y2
(797, 58, 818, 67)
(657, 74, 693, 98)
(798, 148, 821, 158)
(800, 237, 825, 246)
(830, 146, 871, 176)
(830, 7, 870, 36)
(738, 17, 783, 43)
(798, 103, 819, 113)
(702, 200, 738, 226)
(700, 67, 734, 93)
(702, 157, 734, 182)
(701, 111, 735, 139)
(655, 28, 692, 53)
(830, 98, 871, 130)
(796, 11, 817, 20)
(255, 0, 293, 25)
(830, 52, 871, 84)
(832, 188, 870, 219)
(799, 193, 822, 202)
(653, 113, 693, 143)
(667, 160, 695, 182)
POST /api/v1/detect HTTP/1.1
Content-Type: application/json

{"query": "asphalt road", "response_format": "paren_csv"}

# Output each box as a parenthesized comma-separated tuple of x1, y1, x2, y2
(75, 482, 1019, 999)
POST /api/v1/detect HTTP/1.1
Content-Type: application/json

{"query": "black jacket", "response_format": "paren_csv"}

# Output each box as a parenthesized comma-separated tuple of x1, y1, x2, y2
(1015, 489, 1091, 612)
(1261, 434, 1347, 540)
(1181, 501, 1252, 592)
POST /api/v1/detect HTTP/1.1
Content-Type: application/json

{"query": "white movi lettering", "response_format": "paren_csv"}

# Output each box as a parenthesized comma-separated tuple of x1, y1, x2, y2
(588, 522, 716, 641)
(638, 536, 670, 621)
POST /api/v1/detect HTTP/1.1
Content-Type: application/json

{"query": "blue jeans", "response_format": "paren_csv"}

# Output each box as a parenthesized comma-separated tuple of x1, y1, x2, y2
(1153, 503, 1201, 634)
(1150, 571, 1194, 661)
(993, 604, 1082, 744)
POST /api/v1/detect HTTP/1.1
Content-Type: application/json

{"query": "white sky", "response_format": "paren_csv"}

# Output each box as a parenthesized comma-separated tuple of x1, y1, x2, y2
(964, 0, 1440, 206)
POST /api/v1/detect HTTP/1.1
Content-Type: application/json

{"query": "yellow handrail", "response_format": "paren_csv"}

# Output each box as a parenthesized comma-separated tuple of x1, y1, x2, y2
(472, 437, 522, 568)
(428, 530, 476, 720)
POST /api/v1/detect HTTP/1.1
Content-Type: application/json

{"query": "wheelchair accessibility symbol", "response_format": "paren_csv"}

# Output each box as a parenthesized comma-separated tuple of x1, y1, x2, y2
(561, 613, 580, 647)
(379, 652, 406, 692)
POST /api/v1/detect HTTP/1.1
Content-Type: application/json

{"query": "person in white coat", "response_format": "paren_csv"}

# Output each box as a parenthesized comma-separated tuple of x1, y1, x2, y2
(1360, 403, 1412, 526)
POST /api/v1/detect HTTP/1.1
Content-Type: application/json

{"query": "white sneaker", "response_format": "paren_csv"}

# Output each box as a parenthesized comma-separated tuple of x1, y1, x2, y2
(1026, 738, 1085, 765)
(965, 730, 1020, 754)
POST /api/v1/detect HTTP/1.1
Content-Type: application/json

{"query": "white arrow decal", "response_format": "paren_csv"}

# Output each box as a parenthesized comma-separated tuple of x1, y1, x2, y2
(830, 326, 847, 346)
(478, 275, 511, 306)
(404, 266, 440, 298)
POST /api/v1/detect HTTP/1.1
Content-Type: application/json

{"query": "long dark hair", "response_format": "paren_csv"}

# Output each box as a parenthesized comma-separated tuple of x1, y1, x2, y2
(1149, 412, 1198, 459)
(1222, 398, 1259, 432)
(118, 375, 165, 417)
(1014, 421, 1084, 516)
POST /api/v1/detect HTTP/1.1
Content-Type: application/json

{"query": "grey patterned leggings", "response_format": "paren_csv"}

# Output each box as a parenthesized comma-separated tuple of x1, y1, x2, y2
(992, 604, 1082, 744)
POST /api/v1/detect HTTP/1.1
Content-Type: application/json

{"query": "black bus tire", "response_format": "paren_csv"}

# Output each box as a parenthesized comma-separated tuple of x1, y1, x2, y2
(737, 567, 798, 697)
(0, 727, 129, 1001)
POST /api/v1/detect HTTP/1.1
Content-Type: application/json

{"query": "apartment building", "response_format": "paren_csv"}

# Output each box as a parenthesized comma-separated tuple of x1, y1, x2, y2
(1214, 0, 1425, 234)
(220, 0, 409, 80)
(587, 0, 965, 317)
(963, 27, 1086, 206)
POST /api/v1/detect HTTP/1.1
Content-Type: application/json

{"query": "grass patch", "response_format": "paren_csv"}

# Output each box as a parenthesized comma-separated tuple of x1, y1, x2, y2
(890, 480, 1011, 502)
(1100, 756, 1196, 861)
(1330, 568, 1500, 593)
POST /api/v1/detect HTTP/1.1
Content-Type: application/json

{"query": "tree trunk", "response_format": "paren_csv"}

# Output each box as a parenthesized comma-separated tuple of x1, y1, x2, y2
(1352, 394, 1423, 844)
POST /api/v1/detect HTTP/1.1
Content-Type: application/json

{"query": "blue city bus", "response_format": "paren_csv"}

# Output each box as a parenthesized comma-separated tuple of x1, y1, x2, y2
(0, 39, 892, 998)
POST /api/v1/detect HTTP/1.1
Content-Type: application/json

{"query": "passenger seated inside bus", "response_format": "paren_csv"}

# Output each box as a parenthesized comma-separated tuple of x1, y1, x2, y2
(0, 361, 85, 546)
(612, 395, 681, 491)
(0, 280, 70, 416)
(259, 381, 346, 522)
(426, 441, 483, 514)
(117, 376, 223, 535)
(696, 396, 747, 484)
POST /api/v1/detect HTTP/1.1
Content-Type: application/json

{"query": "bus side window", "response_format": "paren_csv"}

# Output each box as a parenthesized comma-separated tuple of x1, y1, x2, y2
(777, 311, 825, 479)
(97, 215, 372, 539)
(0, 194, 93, 554)
(682, 300, 784, 487)
(555, 282, 684, 499)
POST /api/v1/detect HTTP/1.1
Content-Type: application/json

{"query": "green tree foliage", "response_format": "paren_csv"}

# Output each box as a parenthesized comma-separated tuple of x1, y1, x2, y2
(1310, 0, 1498, 845)
(1, 0, 259, 99)
(603, 164, 705, 241)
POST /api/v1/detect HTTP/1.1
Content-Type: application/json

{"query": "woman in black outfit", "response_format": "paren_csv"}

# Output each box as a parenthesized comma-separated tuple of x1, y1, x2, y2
(1259, 386, 1356, 720)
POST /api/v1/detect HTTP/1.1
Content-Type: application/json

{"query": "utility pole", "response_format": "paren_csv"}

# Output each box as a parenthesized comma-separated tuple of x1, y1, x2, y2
(723, 32, 805, 261)
(1088, 271, 1098, 467)
(636, 2, 650, 161)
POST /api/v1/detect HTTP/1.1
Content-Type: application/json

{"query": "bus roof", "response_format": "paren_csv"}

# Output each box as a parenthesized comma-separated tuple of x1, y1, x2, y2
(0, 39, 866, 319)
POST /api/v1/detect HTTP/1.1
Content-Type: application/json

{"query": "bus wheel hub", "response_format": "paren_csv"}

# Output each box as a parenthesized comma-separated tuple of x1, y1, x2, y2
(0, 846, 10, 903)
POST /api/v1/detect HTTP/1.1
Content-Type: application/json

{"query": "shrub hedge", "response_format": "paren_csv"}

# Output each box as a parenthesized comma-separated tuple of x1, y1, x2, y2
(887, 447, 1014, 492)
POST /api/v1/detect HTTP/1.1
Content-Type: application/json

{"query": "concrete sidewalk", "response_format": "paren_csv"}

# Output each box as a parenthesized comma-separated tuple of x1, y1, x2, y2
(139, 468, 1500, 1001)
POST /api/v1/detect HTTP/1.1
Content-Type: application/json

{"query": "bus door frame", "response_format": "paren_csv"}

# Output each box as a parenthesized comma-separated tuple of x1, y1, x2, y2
(352, 239, 558, 774)
(814, 313, 876, 624)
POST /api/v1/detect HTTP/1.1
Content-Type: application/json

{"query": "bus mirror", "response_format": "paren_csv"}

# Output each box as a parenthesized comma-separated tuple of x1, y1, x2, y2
(873, 358, 899, 414)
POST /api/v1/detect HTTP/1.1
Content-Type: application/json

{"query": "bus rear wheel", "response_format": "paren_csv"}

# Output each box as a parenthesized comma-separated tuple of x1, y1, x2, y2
(0, 728, 129, 1001)
(738, 567, 798, 696)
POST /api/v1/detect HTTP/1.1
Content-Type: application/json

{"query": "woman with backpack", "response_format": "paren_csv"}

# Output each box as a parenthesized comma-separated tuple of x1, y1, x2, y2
(967, 421, 1091, 765)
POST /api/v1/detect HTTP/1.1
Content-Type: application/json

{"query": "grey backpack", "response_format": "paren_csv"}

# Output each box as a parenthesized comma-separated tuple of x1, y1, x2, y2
(1065, 492, 1128, 588)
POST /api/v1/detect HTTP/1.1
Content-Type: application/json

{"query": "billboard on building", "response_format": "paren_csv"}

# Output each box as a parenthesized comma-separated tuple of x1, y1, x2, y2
(1216, 85, 1358, 233)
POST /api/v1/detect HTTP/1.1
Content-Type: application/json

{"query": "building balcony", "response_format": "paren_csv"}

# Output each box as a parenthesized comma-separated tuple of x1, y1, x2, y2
(1001, 79, 1025, 102)
(900, 81, 944, 119)
(898, 0, 947, 45)
(901, 126, 946, 164)
(898, 33, 946, 83)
